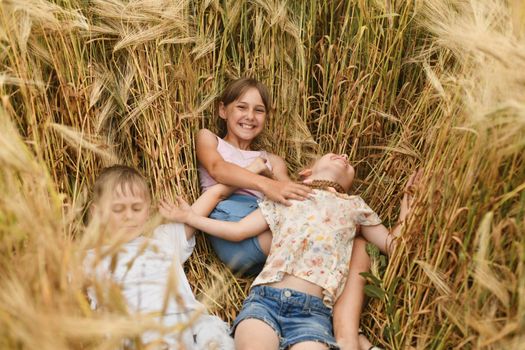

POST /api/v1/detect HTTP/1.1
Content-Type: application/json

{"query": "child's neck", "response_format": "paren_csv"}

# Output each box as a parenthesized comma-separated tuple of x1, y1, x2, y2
(223, 134, 253, 150)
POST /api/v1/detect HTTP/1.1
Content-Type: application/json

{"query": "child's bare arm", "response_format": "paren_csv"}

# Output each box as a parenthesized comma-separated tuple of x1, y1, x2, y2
(188, 209, 269, 241)
(159, 198, 269, 241)
(191, 155, 275, 217)
(360, 171, 420, 255)
(191, 185, 231, 215)
(161, 157, 275, 239)
(359, 224, 392, 255)
(185, 185, 233, 238)
(265, 153, 291, 181)
(197, 129, 311, 205)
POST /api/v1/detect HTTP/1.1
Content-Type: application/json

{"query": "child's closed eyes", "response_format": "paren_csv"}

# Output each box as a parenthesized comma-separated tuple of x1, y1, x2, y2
(111, 203, 146, 213)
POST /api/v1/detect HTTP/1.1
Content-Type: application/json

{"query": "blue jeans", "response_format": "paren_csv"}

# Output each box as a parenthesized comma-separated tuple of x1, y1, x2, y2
(232, 286, 338, 349)
(208, 194, 267, 276)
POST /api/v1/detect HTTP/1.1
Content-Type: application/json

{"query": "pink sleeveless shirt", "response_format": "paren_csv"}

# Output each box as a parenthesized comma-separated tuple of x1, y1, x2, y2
(198, 137, 272, 199)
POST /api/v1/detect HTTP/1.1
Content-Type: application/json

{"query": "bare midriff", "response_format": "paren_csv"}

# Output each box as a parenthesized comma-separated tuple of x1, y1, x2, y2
(265, 273, 323, 298)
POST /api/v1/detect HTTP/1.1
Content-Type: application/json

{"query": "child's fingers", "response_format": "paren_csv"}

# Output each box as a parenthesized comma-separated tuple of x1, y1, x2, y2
(159, 199, 174, 206)
(284, 193, 306, 201)
(158, 204, 171, 217)
(406, 172, 416, 188)
(289, 183, 313, 196)
(399, 170, 422, 221)
(175, 196, 190, 209)
(402, 178, 419, 217)
(409, 169, 423, 186)
(404, 169, 422, 194)
(273, 193, 292, 206)
(415, 169, 423, 184)
(158, 200, 172, 210)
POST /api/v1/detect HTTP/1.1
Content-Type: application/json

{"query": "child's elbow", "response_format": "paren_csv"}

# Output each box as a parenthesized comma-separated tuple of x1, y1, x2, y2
(206, 185, 230, 201)
(218, 191, 230, 201)
(208, 162, 225, 180)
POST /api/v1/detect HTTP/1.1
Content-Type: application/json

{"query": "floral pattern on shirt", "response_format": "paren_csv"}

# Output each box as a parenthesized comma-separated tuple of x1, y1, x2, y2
(254, 190, 381, 307)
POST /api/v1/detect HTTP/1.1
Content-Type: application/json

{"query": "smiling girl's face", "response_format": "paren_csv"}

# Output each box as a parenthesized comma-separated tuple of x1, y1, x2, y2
(219, 87, 267, 146)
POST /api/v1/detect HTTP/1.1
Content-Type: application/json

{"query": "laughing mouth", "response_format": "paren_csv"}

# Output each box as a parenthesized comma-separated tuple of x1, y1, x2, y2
(239, 123, 255, 129)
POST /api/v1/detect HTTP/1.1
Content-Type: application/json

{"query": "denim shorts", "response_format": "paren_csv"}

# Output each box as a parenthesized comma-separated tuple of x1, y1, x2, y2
(232, 286, 338, 349)
(208, 194, 267, 276)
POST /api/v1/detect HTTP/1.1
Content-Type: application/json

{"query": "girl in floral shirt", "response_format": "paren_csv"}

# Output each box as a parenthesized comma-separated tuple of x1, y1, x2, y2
(161, 153, 416, 350)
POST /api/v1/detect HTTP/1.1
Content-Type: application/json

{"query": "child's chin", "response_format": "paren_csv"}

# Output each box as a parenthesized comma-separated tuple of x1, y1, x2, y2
(122, 226, 142, 237)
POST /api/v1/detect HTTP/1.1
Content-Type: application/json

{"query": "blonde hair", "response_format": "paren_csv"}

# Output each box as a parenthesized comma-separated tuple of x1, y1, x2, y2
(91, 165, 151, 205)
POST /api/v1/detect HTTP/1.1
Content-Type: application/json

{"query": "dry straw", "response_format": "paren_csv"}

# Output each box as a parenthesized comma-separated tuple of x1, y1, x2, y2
(0, 0, 523, 349)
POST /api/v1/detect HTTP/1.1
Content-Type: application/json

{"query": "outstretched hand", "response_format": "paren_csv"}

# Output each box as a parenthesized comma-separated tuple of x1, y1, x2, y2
(399, 170, 422, 222)
(159, 197, 193, 223)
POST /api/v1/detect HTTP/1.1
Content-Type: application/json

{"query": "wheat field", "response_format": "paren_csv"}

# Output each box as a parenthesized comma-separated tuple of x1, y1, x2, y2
(0, 0, 523, 349)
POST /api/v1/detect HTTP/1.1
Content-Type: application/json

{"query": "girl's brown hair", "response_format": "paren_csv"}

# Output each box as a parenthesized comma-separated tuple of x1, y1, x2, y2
(219, 77, 272, 112)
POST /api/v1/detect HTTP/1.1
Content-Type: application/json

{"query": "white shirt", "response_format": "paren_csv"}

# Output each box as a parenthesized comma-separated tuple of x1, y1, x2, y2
(86, 223, 203, 315)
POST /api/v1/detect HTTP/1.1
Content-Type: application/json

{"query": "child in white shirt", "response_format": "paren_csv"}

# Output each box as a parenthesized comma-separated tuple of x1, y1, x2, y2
(85, 165, 236, 350)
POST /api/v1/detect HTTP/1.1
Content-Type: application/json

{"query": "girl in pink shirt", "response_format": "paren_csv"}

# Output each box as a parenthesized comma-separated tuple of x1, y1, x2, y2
(196, 78, 311, 276)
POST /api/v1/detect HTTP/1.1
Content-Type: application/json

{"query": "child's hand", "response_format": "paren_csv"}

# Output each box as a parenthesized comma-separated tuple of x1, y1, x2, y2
(261, 180, 312, 206)
(246, 157, 274, 179)
(159, 197, 193, 223)
(399, 170, 422, 222)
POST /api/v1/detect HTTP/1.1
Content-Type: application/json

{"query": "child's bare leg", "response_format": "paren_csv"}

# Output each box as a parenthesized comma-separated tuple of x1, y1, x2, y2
(256, 230, 272, 255)
(235, 319, 279, 350)
(333, 236, 373, 350)
(290, 341, 329, 350)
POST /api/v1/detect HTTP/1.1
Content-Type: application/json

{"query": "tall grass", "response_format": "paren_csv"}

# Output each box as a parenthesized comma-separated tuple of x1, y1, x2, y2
(0, 0, 523, 348)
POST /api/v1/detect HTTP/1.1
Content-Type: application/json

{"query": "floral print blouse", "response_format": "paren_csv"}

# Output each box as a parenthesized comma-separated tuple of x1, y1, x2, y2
(253, 190, 381, 308)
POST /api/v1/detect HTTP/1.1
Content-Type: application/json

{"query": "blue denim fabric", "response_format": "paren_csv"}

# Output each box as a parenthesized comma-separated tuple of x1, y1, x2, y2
(232, 286, 338, 349)
(208, 194, 267, 276)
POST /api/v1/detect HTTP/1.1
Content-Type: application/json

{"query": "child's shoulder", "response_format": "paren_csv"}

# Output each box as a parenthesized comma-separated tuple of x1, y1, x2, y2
(153, 222, 186, 239)
(196, 129, 221, 153)
(341, 193, 371, 206)
(196, 128, 218, 141)
(312, 191, 374, 211)
(343, 193, 363, 201)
